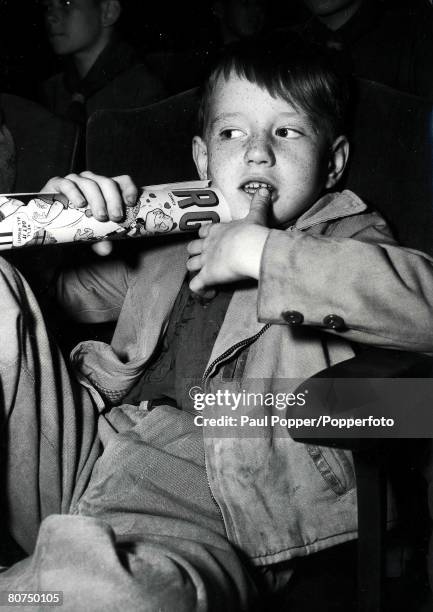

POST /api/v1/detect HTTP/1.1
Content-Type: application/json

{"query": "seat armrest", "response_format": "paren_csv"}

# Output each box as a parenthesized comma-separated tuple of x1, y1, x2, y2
(310, 347, 433, 379)
(291, 348, 433, 451)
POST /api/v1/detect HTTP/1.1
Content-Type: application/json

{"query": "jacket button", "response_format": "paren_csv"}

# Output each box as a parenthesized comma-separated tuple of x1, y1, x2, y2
(323, 314, 346, 330)
(282, 310, 304, 325)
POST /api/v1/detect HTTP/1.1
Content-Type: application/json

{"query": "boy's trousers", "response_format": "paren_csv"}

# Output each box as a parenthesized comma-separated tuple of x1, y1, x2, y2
(0, 257, 255, 611)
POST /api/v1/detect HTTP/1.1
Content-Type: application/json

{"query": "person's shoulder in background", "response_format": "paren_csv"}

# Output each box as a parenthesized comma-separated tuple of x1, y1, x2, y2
(277, 0, 433, 101)
(41, 39, 167, 121)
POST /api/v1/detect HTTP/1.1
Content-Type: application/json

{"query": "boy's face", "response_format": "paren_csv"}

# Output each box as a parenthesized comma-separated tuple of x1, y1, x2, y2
(193, 74, 348, 226)
(44, 0, 106, 56)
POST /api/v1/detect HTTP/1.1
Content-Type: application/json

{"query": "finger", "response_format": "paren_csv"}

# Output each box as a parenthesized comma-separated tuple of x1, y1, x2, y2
(65, 174, 109, 221)
(247, 186, 271, 225)
(189, 272, 217, 300)
(41, 175, 87, 208)
(186, 255, 204, 272)
(112, 174, 139, 207)
(189, 270, 206, 296)
(198, 223, 212, 238)
(80, 172, 124, 221)
(92, 240, 113, 257)
(187, 239, 205, 256)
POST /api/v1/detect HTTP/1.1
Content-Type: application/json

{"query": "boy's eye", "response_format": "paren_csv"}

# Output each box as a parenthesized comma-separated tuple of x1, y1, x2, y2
(220, 128, 244, 139)
(275, 127, 302, 139)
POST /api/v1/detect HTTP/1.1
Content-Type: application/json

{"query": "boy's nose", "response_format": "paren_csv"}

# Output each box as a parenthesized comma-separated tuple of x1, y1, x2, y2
(46, 11, 59, 24)
(244, 137, 276, 166)
(45, 8, 60, 24)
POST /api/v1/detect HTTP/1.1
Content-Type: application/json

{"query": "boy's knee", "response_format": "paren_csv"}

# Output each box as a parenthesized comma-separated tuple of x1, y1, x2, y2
(9, 515, 213, 611)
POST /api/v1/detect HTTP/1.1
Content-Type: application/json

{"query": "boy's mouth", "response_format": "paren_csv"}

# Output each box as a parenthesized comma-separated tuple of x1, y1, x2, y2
(241, 181, 275, 199)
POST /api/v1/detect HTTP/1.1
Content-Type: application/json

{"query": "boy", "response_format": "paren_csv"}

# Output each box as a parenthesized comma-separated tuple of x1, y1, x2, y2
(41, 0, 165, 171)
(1, 39, 433, 610)
(41, 0, 165, 122)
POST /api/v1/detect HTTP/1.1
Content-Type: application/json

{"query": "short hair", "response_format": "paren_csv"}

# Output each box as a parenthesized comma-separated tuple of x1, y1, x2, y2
(198, 35, 352, 143)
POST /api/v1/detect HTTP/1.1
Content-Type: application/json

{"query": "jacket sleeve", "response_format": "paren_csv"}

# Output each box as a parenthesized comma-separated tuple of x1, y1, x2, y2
(56, 258, 131, 324)
(257, 211, 433, 351)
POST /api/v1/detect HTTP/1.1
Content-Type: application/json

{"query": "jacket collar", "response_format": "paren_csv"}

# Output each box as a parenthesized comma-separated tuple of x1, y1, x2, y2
(293, 189, 367, 231)
(64, 37, 137, 98)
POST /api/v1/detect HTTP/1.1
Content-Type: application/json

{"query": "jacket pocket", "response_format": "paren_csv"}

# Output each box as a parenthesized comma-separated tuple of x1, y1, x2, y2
(306, 445, 355, 496)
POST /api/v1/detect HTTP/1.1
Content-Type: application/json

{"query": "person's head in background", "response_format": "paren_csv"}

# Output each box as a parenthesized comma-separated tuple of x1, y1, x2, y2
(0, 104, 16, 192)
(41, 0, 122, 77)
(211, 0, 267, 45)
(301, 0, 363, 30)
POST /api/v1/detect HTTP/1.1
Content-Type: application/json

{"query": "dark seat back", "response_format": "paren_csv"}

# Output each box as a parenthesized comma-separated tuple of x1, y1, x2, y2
(86, 89, 198, 187)
(2, 93, 76, 192)
(86, 80, 433, 254)
(343, 80, 433, 255)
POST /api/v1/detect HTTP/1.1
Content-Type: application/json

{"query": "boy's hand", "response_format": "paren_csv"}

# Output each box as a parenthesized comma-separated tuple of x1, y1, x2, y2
(41, 171, 138, 222)
(187, 187, 271, 297)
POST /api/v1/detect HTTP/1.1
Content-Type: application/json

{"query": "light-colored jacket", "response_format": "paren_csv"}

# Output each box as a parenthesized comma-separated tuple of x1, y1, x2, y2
(60, 190, 433, 566)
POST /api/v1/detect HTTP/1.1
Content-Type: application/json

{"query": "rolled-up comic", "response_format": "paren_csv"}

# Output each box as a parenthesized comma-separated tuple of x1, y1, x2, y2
(0, 180, 231, 251)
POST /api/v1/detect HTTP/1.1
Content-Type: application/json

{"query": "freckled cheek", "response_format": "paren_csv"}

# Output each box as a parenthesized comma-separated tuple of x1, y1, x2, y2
(281, 148, 324, 183)
(207, 146, 239, 184)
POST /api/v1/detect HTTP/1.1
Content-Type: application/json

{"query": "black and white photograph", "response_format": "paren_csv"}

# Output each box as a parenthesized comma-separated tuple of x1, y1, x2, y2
(0, 0, 432, 610)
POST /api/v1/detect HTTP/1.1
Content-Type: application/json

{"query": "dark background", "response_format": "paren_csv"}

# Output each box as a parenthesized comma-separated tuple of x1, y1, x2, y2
(0, 0, 423, 101)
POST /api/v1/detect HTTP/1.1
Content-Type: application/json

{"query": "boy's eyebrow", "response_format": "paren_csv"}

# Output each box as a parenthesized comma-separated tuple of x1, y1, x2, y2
(276, 112, 312, 123)
(279, 112, 318, 131)
(210, 112, 245, 127)
(210, 111, 314, 129)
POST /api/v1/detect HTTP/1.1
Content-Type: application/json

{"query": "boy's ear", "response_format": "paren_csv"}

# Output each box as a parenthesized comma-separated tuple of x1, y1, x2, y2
(100, 0, 122, 28)
(325, 135, 350, 190)
(192, 136, 209, 180)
